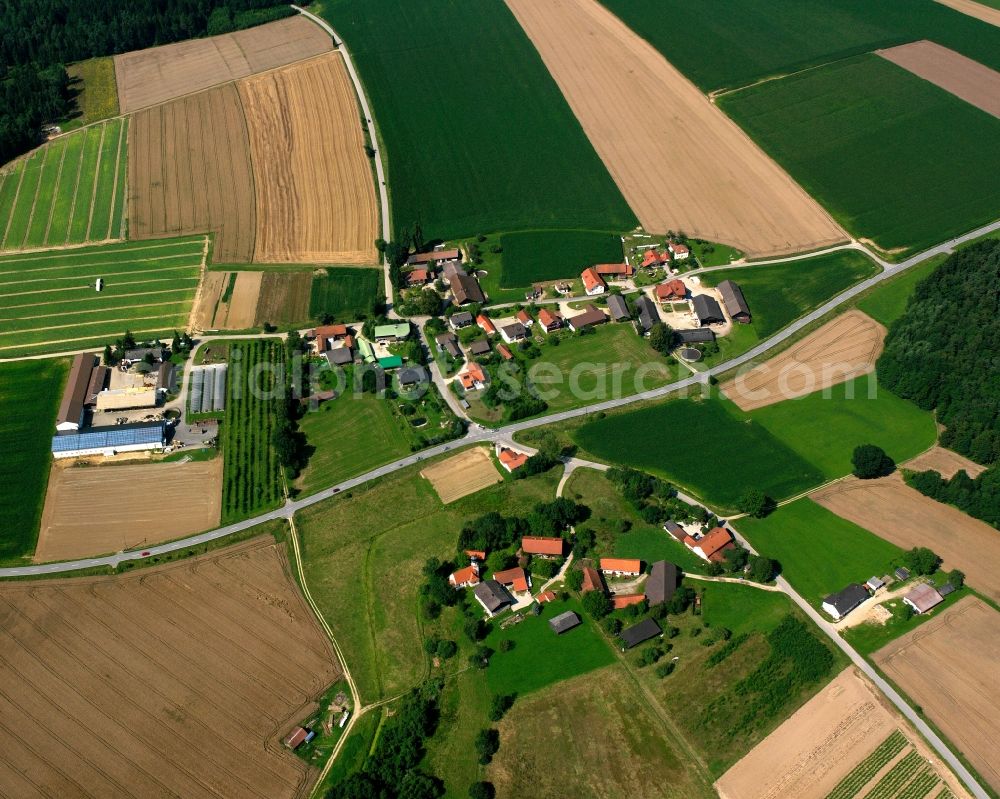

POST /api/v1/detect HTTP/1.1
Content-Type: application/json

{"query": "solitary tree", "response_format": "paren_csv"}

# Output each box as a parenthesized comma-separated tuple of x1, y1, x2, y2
(737, 487, 774, 518)
(947, 568, 965, 588)
(468, 782, 496, 799)
(649, 322, 674, 355)
(902, 546, 941, 576)
(474, 729, 500, 764)
(852, 444, 895, 479)
(582, 589, 612, 619)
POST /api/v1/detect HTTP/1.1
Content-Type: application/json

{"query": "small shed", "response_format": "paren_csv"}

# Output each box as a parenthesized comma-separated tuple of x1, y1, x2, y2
(549, 611, 582, 635)
(620, 618, 662, 649)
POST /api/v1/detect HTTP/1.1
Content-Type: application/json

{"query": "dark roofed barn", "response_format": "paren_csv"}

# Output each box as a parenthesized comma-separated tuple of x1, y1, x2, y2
(822, 584, 869, 620)
(717, 280, 751, 323)
(620, 617, 662, 649)
(325, 348, 353, 366)
(450, 311, 475, 329)
(469, 339, 491, 356)
(548, 610, 582, 635)
(674, 328, 715, 344)
(645, 561, 678, 606)
(567, 305, 608, 331)
(57, 352, 97, 431)
(606, 294, 630, 322)
(474, 580, 514, 616)
(398, 366, 429, 387)
(634, 295, 660, 334)
(692, 294, 725, 326)
(450, 272, 486, 305)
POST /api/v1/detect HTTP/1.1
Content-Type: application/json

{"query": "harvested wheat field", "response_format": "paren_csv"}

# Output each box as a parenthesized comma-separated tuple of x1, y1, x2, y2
(875, 596, 1000, 793)
(877, 41, 1000, 119)
(221, 270, 264, 329)
(716, 667, 971, 799)
(722, 310, 885, 411)
(35, 458, 223, 562)
(256, 271, 313, 326)
(240, 54, 378, 264)
(421, 447, 503, 504)
(0, 537, 339, 799)
(128, 84, 255, 263)
(812, 474, 1000, 603)
(504, 0, 845, 257)
(193, 270, 228, 329)
(935, 0, 1000, 29)
(114, 16, 333, 113)
(903, 446, 986, 479)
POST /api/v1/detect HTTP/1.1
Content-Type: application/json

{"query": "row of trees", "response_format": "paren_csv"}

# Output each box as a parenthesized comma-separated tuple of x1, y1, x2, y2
(456, 498, 589, 553)
(907, 466, 1000, 529)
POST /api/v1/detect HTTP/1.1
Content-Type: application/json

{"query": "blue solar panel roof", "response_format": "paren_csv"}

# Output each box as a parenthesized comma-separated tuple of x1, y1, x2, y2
(52, 423, 165, 453)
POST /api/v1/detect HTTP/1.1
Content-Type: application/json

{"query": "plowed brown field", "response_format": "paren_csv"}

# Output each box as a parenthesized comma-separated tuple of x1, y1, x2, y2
(256, 272, 313, 326)
(114, 16, 333, 113)
(715, 667, 971, 799)
(934, 0, 1000, 29)
(0, 538, 339, 799)
(903, 446, 986, 479)
(128, 84, 255, 262)
(504, 0, 846, 257)
(35, 458, 223, 562)
(877, 41, 1000, 118)
(722, 310, 885, 411)
(239, 54, 378, 264)
(421, 447, 503, 504)
(875, 597, 1000, 793)
(811, 475, 1000, 603)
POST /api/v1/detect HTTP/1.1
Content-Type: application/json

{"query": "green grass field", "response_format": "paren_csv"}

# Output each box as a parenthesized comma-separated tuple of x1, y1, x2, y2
(499, 230, 624, 288)
(719, 55, 1000, 256)
(308, 267, 382, 323)
(0, 118, 127, 251)
(855, 255, 945, 326)
(701, 250, 879, 338)
(317, 0, 635, 241)
(737, 499, 903, 605)
(0, 360, 67, 565)
(0, 236, 205, 357)
(485, 597, 615, 696)
(65, 58, 119, 127)
(600, 0, 1000, 92)
(294, 456, 562, 703)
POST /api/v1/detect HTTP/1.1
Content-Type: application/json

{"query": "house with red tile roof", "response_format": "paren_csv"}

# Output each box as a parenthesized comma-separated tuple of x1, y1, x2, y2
(536, 590, 557, 604)
(405, 268, 430, 286)
(521, 536, 564, 557)
(496, 343, 514, 361)
(516, 309, 533, 327)
(640, 249, 671, 269)
(459, 362, 488, 391)
(600, 558, 642, 577)
(465, 549, 486, 560)
(595, 263, 634, 279)
(314, 324, 349, 351)
(496, 445, 529, 472)
(655, 279, 687, 303)
(493, 566, 531, 593)
(537, 308, 562, 333)
(449, 564, 481, 588)
(687, 527, 735, 563)
(612, 594, 646, 610)
(581, 267, 606, 296)
(668, 241, 690, 260)
(477, 314, 497, 335)
(581, 567, 605, 594)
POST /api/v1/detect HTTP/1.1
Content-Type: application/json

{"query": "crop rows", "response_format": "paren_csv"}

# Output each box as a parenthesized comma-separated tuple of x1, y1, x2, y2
(826, 731, 908, 799)
(862, 750, 923, 799)
(896, 770, 939, 799)
(221, 340, 284, 522)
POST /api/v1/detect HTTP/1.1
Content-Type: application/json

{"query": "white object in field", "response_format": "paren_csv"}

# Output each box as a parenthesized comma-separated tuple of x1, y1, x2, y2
(95, 278, 104, 291)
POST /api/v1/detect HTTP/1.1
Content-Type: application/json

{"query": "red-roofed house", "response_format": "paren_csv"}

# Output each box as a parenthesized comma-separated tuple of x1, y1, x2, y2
(497, 343, 514, 361)
(581, 267, 606, 296)
(465, 549, 487, 561)
(641, 249, 671, 269)
(655, 279, 687, 303)
(522, 536, 564, 557)
(688, 527, 735, 563)
(537, 308, 562, 333)
(600, 558, 642, 577)
(477, 314, 497, 335)
(314, 324, 349, 351)
(581, 567, 605, 594)
(406, 268, 430, 287)
(612, 594, 645, 610)
(493, 567, 531, 593)
(595, 263, 634, 279)
(449, 564, 481, 588)
(496, 445, 528, 472)
(516, 309, 533, 327)
(284, 727, 309, 749)
(668, 241, 690, 260)
(459, 362, 488, 391)
(536, 590, 557, 604)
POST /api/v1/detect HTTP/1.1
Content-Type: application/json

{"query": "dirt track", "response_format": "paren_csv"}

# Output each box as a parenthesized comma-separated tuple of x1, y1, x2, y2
(239, 54, 378, 264)
(114, 16, 332, 113)
(504, 0, 846, 257)
(128, 84, 256, 262)
(903, 446, 986, 479)
(35, 458, 223, 562)
(0, 538, 339, 799)
(877, 40, 1000, 118)
(722, 310, 885, 410)
(811, 474, 1000, 603)
(935, 0, 1000, 29)
(874, 597, 1000, 793)
(421, 447, 502, 504)
(715, 667, 970, 799)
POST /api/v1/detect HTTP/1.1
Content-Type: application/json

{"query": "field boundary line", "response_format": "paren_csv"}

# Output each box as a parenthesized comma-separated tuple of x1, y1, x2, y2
(41, 140, 68, 246)
(1, 298, 191, 324)
(186, 236, 212, 331)
(118, 121, 129, 240)
(0, 159, 27, 248)
(106, 118, 126, 242)
(62, 130, 88, 245)
(17, 143, 50, 250)
(1, 265, 203, 288)
(0, 311, 189, 342)
(84, 122, 108, 242)
(0, 236, 205, 262)
(231, 81, 258, 263)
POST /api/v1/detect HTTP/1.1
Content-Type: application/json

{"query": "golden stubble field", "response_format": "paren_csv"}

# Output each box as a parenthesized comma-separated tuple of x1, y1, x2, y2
(420, 447, 503, 504)
(722, 310, 886, 411)
(0, 538, 339, 799)
(239, 54, 379, 264)
(875, 597, 1000, 793)
(504, 0, 846, 257)
(114, 16, 333, 113)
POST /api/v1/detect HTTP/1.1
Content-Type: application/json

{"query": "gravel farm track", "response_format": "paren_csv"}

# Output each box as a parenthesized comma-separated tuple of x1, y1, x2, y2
(504, 0, 847, 258)
(0, 538, 340, 799)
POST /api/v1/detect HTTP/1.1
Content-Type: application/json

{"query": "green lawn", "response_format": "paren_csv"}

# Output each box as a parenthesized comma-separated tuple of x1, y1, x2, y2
(574, 396, 824, 510)
(0, 118, 127, 251)
(485, 597, 615, 697)
(0, 236, 204, 357)
(856, 255, 946, 326)
(719, 55, 1000, 256)
(600, 0, 1000, 92)
(315, 0, 635, 241)
(308, 266, 382, 323)
(701, 250, 879, 338)
(294, 457, 561, 703)
(0, 359, 67, 565)
(499, 230, 624, 288)
(736, 499, 903, 605)
(699, 582, 793, 636)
